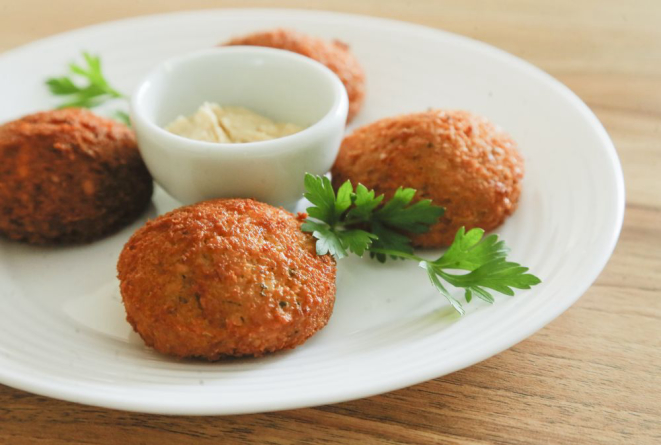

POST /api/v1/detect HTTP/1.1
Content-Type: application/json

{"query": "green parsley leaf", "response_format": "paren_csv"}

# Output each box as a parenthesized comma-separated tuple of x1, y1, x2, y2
(301, 174, 540, 315)
(340, 229, 378, 257)
(46, 51, 128, 124)
(432, 227, 509, 270)
(335, 180, 354, 217)
(422, 262, 465, 315)
(419, 228, 541, 312)
(301, 221, 376, 258)
(436, 258, 541, 295)
(346, 184, 383, 221)
(46, 77, 79, 95)
(373, 187, 445, 233)
(303, 174, 341, 224)
(301, 221, 347, 258)
(113, 110, 131, 126)
(303, 175, 444, 262)
(369, 222, 415, 263)
(303, 175, 443, 259)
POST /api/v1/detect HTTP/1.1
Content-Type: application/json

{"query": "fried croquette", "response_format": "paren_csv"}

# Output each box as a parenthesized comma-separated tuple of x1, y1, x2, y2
(225, 28, 366, 123)
(331, 110, 524, 247)
(117, 199, 336, 360)
(0, 109, 153, 244)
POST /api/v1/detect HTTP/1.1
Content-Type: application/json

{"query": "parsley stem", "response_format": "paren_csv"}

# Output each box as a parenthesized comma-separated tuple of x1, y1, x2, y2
(367, 248, 426, 262)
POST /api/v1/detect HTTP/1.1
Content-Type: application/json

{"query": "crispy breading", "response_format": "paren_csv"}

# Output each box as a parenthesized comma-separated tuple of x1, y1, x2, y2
(117, 199, 336, 360)
(331, 110, 524, 247)
(0, 108, 153, 244)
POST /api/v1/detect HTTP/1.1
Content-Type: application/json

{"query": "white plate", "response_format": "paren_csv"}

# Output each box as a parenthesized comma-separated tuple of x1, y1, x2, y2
(0, 9, 624, 415)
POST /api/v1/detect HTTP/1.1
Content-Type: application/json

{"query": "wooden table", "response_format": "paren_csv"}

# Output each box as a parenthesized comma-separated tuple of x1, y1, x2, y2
(1, 1, 659, 443)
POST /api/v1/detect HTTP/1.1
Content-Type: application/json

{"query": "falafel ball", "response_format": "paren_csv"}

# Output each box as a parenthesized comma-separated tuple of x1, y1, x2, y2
(117, 199, 336, 360)
(0, 108, 153, 244)
(225, 28, 365, 123)
(331, 110, 524, 247)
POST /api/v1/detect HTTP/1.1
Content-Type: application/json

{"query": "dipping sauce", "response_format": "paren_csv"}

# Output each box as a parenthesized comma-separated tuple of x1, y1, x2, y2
(165, 102, 303, 143)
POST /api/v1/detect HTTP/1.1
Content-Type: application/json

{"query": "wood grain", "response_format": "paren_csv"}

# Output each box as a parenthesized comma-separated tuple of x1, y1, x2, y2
(1, 1, 659, 444)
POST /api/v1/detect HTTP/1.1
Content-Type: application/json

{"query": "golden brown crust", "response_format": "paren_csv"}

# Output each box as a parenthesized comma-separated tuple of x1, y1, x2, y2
(0, 108, 153, 244)
(117, 199, 336, 360)
(331, 110, 524, 247)
(225, 28, 366, 123)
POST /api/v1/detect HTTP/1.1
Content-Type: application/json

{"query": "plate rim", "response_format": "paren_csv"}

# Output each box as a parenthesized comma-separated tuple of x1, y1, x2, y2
(0, 8, 625, 415)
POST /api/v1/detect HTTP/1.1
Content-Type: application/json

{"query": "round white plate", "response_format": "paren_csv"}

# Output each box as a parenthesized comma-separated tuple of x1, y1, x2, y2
(0, 9, 624, 415)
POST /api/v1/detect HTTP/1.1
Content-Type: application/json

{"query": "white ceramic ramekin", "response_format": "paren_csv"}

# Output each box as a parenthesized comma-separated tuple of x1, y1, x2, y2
(131, 46, 348, 209)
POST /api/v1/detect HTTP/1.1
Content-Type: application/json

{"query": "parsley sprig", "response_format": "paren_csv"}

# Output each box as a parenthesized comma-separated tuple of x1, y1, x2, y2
(301, 174, 444, 260)
(301, 174, 541, 315)
(46, 52, 130, 125)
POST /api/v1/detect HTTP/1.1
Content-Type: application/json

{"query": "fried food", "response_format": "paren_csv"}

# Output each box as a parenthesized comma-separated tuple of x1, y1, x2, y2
(0, 108, 153, 244)
(117, 199, 336, 360)
(225, 28, 366, 123)
(331, 110, 524, 247)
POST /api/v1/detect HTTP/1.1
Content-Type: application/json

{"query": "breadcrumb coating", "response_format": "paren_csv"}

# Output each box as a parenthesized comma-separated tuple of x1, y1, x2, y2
(0, 108, 153, 244)
(331, 110, 524, 247)
(117, 199, 336, 360)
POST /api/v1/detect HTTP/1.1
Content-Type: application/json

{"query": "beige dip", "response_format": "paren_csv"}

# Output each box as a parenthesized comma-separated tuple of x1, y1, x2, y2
(165, 102, 303, 143)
